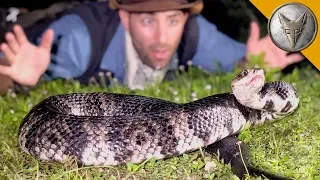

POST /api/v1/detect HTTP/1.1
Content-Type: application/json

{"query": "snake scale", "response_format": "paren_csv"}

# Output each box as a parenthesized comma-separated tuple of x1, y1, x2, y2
(18, 68, 299, 178)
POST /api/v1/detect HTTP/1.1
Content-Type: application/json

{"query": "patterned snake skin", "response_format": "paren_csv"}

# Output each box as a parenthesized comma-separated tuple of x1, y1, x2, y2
(18, 68, 299, 168)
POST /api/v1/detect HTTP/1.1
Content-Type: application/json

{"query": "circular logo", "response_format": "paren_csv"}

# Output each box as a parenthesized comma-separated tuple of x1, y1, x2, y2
(268, 2, 318, 52)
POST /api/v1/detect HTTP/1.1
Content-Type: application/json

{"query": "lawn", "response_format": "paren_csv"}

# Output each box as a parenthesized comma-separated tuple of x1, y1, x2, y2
(0, 59, 319, 180)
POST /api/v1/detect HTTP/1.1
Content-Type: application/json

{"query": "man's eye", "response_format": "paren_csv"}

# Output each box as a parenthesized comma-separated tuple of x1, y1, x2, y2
(169, 19, 177, 25)
(143, 18, 153, 25)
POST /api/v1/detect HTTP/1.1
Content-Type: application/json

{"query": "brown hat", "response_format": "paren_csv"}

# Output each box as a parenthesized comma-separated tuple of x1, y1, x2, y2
(109, 0, 204, 15)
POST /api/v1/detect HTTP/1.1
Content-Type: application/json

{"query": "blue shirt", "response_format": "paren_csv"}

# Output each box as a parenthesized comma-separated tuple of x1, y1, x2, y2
(1, 14, 246, 84)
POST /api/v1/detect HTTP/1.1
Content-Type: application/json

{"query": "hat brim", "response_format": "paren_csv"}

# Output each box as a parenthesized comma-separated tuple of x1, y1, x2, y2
(109, 0, 203, 15)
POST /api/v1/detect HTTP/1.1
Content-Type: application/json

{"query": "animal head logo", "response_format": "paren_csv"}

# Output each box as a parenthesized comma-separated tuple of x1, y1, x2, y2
(278, 12, 307, 48)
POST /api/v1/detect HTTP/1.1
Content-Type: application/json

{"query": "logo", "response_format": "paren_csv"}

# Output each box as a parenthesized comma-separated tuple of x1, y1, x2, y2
(268, 2, 318, 52)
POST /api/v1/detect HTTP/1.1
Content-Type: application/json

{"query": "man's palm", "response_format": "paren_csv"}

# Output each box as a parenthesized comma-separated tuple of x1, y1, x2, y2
(11, 41, 51, 85)
(0, 25, 54, 86)
(246, 22, 304, 69)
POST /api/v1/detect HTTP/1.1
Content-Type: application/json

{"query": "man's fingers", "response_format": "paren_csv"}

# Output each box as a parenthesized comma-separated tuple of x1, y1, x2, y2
(247, 21, 261, 45)
(0, 43, 15, 64)
(13, 25, 29, 45)
(40, 29, 54, 51)
(287, 53, 305, 64)
(267, 37, 288, 56)
(0, 64, 12, 77)
(5, 32, 20, 54)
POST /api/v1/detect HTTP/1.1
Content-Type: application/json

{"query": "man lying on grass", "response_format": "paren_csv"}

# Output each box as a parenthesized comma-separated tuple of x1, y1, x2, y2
(0, 0, 304, 93)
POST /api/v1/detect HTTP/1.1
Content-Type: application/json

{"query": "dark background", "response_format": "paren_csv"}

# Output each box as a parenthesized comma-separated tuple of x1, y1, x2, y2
(0, 0, 316, 72)
(0, 0, 269, 41)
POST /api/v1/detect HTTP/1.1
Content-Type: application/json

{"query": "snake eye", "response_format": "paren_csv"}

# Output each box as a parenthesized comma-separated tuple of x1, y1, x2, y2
(243, 70, 248, 76)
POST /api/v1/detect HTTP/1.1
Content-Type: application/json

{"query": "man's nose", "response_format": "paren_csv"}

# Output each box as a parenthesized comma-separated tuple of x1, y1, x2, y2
(155, 23, 168, 44)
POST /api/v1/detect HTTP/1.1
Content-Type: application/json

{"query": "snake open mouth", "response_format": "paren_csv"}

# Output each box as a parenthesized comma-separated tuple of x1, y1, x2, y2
(246, 75, 264, 86)
(232, 74, 264, 87)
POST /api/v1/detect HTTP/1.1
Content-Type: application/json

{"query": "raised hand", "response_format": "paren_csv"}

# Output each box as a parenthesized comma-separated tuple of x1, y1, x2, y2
(0, 25, 54, 86)
(246, 21, 304, 69)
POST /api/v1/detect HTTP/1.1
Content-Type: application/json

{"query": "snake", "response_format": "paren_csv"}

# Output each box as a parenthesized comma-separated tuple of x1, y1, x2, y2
(18, 68, 299, 178)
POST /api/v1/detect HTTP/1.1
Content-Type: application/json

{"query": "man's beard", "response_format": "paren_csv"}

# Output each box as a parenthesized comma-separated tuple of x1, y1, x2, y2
(132, 42, 175, 70)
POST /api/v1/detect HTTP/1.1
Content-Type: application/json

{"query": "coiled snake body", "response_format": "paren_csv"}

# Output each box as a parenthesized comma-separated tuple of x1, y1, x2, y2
(18, 69, 299, 172)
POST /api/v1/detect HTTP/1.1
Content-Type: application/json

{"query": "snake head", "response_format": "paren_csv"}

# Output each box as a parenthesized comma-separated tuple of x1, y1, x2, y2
(231, 68, 265, 94)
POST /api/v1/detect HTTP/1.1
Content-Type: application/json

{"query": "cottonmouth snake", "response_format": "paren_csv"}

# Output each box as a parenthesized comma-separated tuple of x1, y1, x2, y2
(18, 68, 299, 178)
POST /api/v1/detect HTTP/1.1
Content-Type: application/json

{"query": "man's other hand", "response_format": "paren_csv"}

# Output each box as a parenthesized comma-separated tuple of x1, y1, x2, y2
(0, 25, 54, 86)
(246, 21, 304, 69)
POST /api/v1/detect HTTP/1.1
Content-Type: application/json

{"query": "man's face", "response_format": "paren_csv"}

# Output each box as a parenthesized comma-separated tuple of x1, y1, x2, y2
(119, 10, 189, 69)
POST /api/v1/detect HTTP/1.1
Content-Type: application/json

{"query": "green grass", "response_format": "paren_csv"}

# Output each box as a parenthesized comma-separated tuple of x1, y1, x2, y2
(0, 59, 319, 180)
